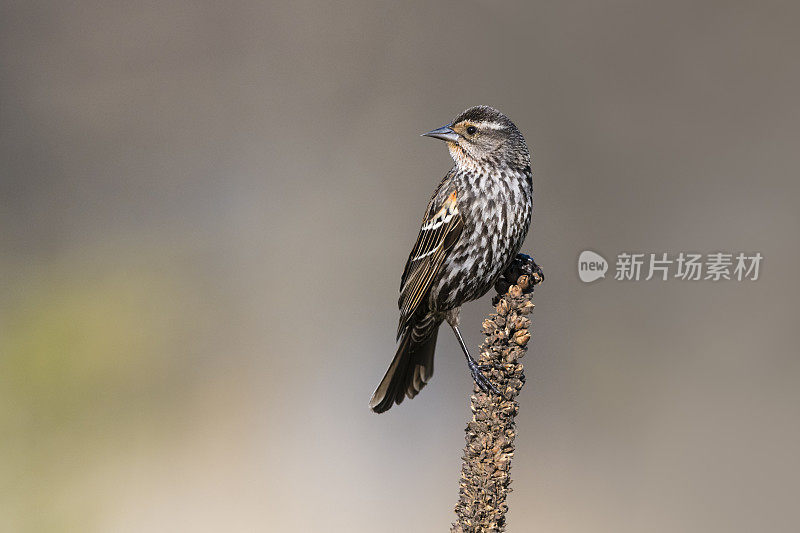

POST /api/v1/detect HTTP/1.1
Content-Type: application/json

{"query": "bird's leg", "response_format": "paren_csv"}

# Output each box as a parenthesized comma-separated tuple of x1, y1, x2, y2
(449, 322, 502, 397)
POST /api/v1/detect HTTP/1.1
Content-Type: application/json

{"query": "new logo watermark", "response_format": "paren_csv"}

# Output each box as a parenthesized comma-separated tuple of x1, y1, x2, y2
(578, 250, 608, 283)
(578, 251, 762, 282)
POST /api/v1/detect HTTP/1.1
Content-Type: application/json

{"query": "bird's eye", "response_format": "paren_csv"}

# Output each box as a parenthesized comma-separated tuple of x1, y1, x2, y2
(466, 126, 477, 135)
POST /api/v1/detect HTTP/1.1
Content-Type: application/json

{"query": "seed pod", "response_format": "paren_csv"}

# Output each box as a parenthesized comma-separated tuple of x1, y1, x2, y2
(496, 298, 509, 316)
(513, 316, 531, 330)
(513, 329, 530, 345)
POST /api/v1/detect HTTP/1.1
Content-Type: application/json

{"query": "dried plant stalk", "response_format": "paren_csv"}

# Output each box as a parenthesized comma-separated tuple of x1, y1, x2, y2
(451, 257, 543, 533)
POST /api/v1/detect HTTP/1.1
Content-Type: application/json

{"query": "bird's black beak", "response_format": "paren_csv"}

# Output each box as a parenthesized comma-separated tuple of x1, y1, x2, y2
(422, 125, 460, 143)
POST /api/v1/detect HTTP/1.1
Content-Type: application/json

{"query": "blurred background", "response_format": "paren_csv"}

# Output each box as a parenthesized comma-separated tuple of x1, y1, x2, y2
(2, 1, 799, 531)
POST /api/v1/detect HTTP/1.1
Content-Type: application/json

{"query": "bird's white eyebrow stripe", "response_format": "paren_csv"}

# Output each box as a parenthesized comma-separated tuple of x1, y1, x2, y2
(479, 121, 507, 130)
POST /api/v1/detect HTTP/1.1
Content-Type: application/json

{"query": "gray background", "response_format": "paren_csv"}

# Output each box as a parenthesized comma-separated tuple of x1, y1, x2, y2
(2, 1, 799, 532)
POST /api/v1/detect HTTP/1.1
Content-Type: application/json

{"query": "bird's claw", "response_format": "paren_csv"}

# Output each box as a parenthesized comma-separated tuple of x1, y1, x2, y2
(516, 253, 544, 282)
(494, 253, 544, 297)
(468, 357, 503, 397)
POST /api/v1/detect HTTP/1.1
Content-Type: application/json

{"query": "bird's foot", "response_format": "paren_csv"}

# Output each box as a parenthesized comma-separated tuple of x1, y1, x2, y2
(515, 253, 544, 285)
(494, 253, 544, 297)
(467, 356, 503, 397)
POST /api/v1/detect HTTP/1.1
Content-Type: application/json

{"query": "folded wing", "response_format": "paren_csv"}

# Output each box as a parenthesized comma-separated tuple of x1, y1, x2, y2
(397, 189, 464, 337)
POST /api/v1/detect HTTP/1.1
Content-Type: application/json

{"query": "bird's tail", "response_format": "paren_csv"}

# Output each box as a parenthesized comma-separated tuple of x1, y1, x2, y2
(369, 326, 439, 413)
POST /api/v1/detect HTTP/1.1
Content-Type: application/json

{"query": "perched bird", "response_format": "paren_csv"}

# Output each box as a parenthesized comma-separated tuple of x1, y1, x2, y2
(370, 106, 533, 413)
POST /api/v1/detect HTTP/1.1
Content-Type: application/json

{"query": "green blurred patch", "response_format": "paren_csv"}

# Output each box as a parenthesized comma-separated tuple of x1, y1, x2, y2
(3, 271, 173, 418)
(0, 257, 189, 532)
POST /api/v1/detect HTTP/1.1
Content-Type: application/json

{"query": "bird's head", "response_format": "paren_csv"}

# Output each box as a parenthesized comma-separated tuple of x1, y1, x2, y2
(422, 106, 529, 171)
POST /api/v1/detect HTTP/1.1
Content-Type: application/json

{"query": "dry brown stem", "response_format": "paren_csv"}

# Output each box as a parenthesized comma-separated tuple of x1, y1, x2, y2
(451, 260, 543, 533)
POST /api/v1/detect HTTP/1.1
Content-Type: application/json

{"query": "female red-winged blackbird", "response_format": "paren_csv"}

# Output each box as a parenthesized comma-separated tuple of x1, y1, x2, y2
(370, 106, 533, 413)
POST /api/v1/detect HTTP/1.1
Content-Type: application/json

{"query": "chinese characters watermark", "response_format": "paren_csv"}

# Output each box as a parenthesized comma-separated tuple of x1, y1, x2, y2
(578, 251, 762, 283)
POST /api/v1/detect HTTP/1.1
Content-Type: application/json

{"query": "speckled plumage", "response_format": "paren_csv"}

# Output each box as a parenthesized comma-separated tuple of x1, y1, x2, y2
(430, 164, 532, 309)
(370, 106, 533, 413)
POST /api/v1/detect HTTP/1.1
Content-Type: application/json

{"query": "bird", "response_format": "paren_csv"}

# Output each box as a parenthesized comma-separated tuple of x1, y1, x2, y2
(370, 105, 533, 413)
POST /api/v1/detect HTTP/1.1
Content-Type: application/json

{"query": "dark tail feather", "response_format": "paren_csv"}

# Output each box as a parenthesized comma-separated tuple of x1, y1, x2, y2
(369, 327, 438, 413)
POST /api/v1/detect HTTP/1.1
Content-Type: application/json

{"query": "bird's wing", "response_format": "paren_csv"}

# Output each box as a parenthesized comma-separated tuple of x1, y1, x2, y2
(398, 189, 464, 337)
